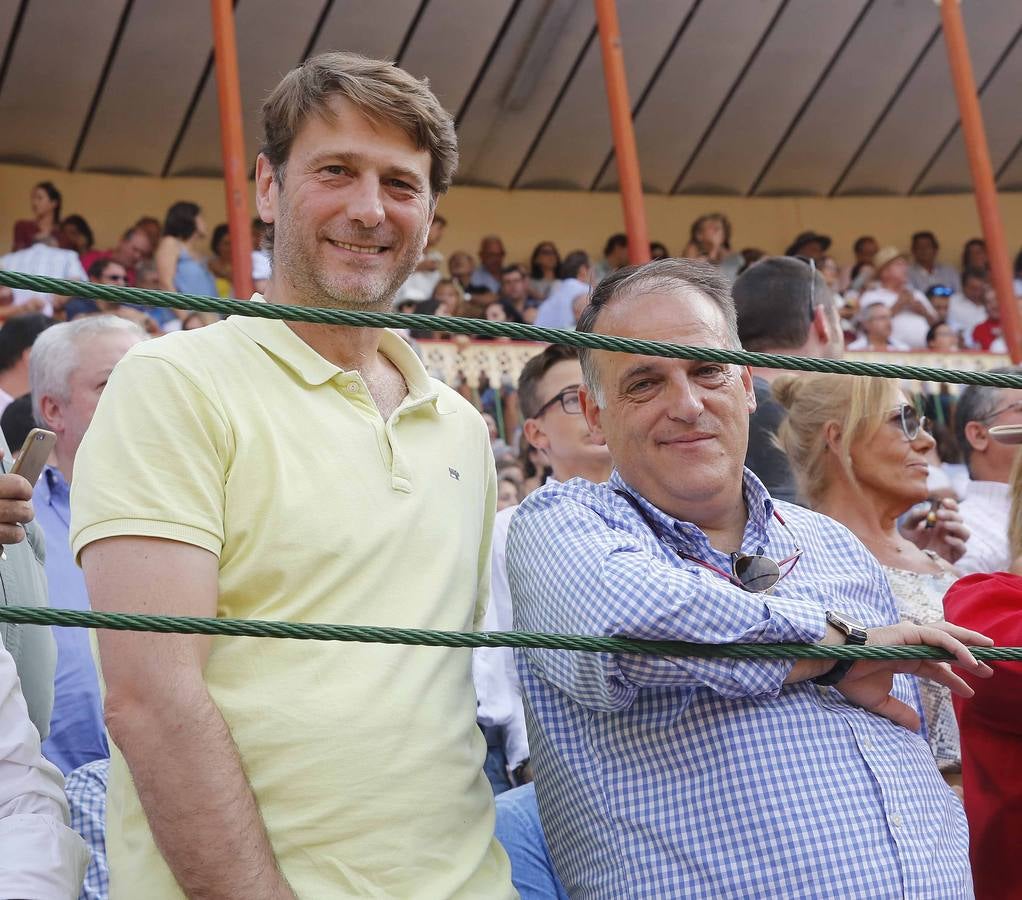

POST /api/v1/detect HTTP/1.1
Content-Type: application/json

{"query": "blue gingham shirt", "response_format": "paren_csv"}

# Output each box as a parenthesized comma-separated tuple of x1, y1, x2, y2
(65, 757, 109, 900)
(507, 469, 971, 899)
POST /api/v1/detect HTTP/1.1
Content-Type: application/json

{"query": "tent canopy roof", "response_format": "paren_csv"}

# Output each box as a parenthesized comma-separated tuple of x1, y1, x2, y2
(1, 0, 1020, 195)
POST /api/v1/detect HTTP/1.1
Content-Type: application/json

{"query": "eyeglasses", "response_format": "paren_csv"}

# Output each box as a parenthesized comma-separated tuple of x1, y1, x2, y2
(793, 255, 817, 323)
(889, 404, 931, 441)
(532, 385, 582, 418)
(980, 400, 1022, 423)
(615, 489, 803, 594)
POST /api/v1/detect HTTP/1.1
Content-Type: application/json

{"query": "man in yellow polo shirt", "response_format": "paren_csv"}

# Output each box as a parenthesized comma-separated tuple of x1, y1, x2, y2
(71, 52, 515, 898)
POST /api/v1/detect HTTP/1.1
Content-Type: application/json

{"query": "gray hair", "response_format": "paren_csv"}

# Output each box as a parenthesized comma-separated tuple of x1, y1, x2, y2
(954, 366, 1021, 475)
(30, 316, 147, 425)
(575, 258, 740, 407)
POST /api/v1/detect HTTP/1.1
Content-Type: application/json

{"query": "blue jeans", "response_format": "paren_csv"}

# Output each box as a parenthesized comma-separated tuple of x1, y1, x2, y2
(480, 724, 512, 795)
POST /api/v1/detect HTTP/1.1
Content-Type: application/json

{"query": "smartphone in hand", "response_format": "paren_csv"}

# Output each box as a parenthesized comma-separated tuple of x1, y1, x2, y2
(10, 428, 57, 486)
(0, 429, 56, 560)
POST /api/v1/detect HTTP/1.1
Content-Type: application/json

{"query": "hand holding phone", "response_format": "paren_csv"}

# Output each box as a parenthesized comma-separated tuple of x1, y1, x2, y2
(0, 429, 56, 560)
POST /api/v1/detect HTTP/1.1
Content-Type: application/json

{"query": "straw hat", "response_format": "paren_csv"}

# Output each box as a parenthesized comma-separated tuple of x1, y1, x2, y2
(871, 245, 906, 275)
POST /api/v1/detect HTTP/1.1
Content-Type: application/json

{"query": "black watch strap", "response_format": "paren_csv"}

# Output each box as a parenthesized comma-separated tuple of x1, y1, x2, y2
(812, 658, 855, 687)
(811, 611, 868, 687)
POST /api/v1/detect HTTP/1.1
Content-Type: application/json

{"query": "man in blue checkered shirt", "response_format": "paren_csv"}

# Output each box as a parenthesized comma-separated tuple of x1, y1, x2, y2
(507, 259, 992, 899)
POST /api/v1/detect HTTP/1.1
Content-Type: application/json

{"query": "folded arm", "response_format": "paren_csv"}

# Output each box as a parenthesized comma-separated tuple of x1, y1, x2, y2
(507, 492, 830, 710)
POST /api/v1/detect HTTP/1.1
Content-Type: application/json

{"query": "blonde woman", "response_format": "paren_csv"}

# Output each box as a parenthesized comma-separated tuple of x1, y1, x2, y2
(773, 373, 968, 781)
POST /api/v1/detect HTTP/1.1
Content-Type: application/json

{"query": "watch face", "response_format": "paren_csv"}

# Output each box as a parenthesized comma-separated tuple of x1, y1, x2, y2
(827, 611, 867, 633)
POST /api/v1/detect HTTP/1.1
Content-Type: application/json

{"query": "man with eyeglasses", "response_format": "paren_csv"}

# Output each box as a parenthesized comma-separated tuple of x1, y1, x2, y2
(506, 258, 992, 899)
(954, 371, 1022, 574)
(478, 345, 612, 793)
(66, 259, 160, 334)
(484, 344, 610, 898)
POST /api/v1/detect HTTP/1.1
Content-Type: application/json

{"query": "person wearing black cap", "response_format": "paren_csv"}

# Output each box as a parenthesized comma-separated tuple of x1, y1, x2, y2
(785, 230, 831, 262)
(732, 256, 843, 503)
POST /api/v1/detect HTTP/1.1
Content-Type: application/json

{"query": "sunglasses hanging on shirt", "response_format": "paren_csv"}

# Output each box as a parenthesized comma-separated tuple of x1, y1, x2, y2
(614, 489, 803, 594)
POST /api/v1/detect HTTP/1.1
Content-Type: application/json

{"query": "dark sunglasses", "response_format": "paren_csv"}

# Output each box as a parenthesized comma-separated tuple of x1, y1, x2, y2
(615, 490, 803, 594)
(793, 255, 817, 324)
(533, 385, 582, 418)
(889, 404, 931, 441)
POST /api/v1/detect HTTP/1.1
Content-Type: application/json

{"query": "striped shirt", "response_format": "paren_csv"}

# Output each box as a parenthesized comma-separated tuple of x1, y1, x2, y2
(507, 469, 971, 899)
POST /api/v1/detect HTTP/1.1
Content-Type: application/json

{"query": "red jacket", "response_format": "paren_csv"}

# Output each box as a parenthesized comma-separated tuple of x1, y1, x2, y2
(944, 573, 1022, 900)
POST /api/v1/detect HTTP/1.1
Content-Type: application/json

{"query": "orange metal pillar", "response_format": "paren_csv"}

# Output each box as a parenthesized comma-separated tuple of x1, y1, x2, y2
(211, 0, 254, 299)
(940, 0, 1020, 363)
(594, 0, 651, 266)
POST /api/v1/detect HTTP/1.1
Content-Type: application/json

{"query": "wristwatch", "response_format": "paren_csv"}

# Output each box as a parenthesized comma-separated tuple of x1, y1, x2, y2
(811, 611, 868, 687)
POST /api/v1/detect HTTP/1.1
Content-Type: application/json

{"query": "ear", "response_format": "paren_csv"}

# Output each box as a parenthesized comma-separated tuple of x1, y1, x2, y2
(522, 417, 549, 453)
(823, 420, 843, 453)
(578, 384, 607, 446)
(738, 366, 756, 414)
(964, 420, 989, 455)
(811, 305, 830, 343)
(254, 154, 278, 227)
(38, 394, 62, 434)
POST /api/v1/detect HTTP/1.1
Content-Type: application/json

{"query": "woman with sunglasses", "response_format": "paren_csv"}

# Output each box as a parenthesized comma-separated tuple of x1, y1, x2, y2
(774, 372, 969, 784)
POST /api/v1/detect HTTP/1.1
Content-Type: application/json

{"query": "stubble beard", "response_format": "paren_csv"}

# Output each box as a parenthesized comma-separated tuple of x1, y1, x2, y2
(273, 196, 425, 311)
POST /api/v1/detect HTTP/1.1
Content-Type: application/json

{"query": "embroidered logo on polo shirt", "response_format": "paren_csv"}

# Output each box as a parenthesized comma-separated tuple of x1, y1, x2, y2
(448, 467, 460, 481)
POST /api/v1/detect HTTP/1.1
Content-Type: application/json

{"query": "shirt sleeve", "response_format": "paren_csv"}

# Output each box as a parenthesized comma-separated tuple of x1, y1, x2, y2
(65, 252, 87, 283)
(70, 348, 233, 562)
(0, 638, 90, 898)
(472, 425, 498, 631)
(507, 487, 825, 711)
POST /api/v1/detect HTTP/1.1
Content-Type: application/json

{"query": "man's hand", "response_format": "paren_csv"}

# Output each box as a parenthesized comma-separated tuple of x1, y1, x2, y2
(835, 621, 993, 730)
(0, 474, 34, 545)
(900, 498, 969, 564)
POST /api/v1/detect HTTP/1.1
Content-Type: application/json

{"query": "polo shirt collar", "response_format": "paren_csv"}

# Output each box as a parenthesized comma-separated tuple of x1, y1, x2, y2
(228, 295, 439, 408)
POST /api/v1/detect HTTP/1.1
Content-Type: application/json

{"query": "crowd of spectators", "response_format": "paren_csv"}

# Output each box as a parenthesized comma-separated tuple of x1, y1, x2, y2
(3, 180, 1020, 359)
(1, 52, 1022, 899)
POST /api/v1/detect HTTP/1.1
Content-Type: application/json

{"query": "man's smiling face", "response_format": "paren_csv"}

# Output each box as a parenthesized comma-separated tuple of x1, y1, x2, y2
(260, 95, 433, 310)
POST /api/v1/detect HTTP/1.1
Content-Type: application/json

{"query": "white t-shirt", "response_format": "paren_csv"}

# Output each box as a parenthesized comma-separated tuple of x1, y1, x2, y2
(947, 293, 988, 346)
(956, 480, 1010, 574)
(397, 250, 444, 301)
(473, 504, 529, 770)
(0, 244, 87, 316)
(847, 335, 911, 352)
(251, 250, 271, 282)
(859, 286, 936, 349)
(0, 640, 90, 895)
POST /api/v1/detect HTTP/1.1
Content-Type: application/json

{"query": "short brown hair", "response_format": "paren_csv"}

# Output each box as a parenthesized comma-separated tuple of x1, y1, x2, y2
(518, 344, 580, 420)
(260, 51, 458, 247)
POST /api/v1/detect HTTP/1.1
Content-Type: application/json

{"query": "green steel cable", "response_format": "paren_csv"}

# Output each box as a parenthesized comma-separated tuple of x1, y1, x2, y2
(1, 606, 1019, 660)
(1, 271, 1020, 388)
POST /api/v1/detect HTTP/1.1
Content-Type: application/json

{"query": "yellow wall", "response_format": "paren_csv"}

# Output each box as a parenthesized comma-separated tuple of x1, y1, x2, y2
(3, 162, 1021, 266)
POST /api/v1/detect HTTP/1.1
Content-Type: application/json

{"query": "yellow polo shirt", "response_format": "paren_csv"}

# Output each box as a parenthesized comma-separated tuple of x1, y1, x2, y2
(70, 313, 513, 898)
